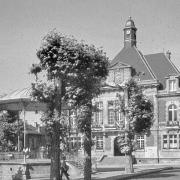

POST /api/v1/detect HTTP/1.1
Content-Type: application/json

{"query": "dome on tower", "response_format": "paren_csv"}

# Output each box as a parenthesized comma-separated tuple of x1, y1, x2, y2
(125, 17, 136, 28)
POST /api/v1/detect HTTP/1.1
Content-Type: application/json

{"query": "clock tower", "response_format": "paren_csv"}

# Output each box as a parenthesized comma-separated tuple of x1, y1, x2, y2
(124, 17, 137, 47)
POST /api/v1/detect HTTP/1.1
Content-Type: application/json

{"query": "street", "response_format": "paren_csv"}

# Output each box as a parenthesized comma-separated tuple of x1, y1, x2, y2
(130, 169, 180, 180)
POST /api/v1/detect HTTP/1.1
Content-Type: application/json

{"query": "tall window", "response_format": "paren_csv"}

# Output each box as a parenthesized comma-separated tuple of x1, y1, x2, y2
(168, 104, 177, 122)
(108, 101, 115, 125)
(169, 80, 176, 91)
(114, 100, 120, 122)
(107, 100, 120, 125)
(136, 135, 145, 149)
(96, 136, 103, 150)
(94, 102, 103, 126)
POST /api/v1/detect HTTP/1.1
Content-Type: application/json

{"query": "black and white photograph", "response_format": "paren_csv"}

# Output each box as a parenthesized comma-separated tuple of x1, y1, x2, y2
(0, 0, 180, 180)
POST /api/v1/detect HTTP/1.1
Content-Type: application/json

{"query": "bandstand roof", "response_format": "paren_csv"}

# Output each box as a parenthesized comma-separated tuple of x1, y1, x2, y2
(0, 87, 47, 111)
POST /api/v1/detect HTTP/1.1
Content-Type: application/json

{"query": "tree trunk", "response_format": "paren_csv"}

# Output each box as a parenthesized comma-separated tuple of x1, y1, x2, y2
(83, 104, 92, 180)
(125, 153, 134, 173)
(50, 78, 62, 180)
(84, 135, 92, 180)
(50, 122, 61, 180)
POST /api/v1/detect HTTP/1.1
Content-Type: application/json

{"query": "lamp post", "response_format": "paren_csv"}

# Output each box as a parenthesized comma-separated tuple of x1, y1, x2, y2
(17, 112, 20, 152)
(23, 107, 26, 163)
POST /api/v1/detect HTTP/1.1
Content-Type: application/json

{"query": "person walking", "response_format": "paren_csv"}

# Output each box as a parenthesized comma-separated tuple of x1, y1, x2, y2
(60, 156, 70, 180)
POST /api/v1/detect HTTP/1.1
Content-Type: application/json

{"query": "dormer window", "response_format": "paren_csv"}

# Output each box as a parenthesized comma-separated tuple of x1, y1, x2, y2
(169, 79, 176, 92)
(166, 75, 179, 92)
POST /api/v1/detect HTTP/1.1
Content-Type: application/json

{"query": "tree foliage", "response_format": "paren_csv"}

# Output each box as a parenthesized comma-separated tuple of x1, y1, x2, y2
(116, 79, 154, 154)
(0, 110, 23, 152)
(30, 30, 109, 180)
(31, 31, 108, 105)
(126, 79, 154, 134)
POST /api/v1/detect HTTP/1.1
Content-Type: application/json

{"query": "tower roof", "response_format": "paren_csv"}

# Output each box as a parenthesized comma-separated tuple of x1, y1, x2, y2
(124, 16, 137, 30)
(110, 18, 180, 88)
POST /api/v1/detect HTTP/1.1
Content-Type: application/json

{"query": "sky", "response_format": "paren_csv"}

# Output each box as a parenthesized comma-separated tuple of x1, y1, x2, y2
(0, 0, 180, 94)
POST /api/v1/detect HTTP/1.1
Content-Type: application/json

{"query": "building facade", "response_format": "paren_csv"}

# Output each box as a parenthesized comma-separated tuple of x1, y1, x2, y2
(81, 17, 180, 163)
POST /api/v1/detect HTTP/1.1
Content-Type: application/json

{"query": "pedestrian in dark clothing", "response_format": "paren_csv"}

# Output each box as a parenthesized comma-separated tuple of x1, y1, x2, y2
(60, 156, 70, 180)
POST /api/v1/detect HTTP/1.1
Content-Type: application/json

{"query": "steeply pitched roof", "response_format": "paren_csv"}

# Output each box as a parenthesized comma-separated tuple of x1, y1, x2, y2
(110, 46, 180, 88)
(145, 53, 180, 87)
(0, 87, 32, 101)
(110, 46, 156, 81)
(0, 87, 70, 111)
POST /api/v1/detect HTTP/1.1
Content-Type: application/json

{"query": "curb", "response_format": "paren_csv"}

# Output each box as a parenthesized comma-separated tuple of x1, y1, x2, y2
(31, 166, 174, 180)
(116, 167, 173, 180)
(87, 167, 173, 180)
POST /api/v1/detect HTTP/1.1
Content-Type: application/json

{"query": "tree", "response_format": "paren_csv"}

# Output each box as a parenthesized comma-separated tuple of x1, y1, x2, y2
(0, 110, 23, 152)
(30, 30, 109, 180)
(116, 78, 154, 173)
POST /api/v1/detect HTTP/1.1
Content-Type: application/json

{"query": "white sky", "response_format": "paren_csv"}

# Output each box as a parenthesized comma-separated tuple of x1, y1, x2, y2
(0, 0, 180, 94)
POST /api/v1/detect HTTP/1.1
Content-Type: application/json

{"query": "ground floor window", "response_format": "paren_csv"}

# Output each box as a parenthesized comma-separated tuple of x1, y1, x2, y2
(96, 136, 103, 150)
(170, 134, 177, 148)
(163, 134, 178, 149)
(136, 135, 145, 149)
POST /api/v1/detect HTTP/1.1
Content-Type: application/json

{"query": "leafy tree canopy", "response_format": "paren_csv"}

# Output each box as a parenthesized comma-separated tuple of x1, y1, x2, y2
(0, 110, 23, 152)
(31, 31, 109, 108)
(116, 78, 154, 154)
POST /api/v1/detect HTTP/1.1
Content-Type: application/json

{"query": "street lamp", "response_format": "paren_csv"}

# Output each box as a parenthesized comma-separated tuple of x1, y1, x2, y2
(22, 107, 26, 163)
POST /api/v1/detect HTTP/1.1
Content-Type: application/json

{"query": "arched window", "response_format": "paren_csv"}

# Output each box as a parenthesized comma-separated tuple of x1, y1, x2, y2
(168, 104, 177, 121)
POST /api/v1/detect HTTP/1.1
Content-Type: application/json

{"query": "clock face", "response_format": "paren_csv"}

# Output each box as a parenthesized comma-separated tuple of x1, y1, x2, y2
(126, 30, 130, 35)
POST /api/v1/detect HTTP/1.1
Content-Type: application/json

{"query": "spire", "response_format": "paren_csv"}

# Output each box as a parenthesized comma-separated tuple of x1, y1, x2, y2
(123, 17, 137, 47)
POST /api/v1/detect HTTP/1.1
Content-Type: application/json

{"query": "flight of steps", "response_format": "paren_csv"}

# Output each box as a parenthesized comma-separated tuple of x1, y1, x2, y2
(97, 156, 126, 171)
(68, 159, 84, 172)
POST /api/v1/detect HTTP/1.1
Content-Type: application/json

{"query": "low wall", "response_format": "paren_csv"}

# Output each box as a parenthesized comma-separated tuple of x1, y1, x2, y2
(28, 161, 50, 179)
(0, 162, 29, 180)
(0, 160, 51, 180)
(0, 153, 24, 161)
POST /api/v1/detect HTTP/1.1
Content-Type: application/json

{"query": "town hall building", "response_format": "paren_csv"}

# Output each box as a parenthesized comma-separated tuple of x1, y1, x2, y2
(88, 17, 180, 163)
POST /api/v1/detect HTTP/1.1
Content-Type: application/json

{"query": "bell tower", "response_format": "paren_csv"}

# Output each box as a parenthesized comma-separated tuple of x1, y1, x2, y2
(123, 17, 137, 47)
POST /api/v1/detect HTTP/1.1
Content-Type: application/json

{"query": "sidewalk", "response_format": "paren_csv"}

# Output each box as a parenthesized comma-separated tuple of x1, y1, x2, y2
(73, 164, 176, 180)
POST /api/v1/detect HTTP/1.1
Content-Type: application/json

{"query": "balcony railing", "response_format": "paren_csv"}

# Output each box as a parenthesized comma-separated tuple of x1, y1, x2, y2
(166, 121, 179, 127)
(92, 124, 103, 129)
(104, 124, 118, 129)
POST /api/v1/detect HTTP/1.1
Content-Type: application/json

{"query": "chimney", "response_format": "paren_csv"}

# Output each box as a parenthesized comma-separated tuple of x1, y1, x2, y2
(166, 50, 171, 59)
